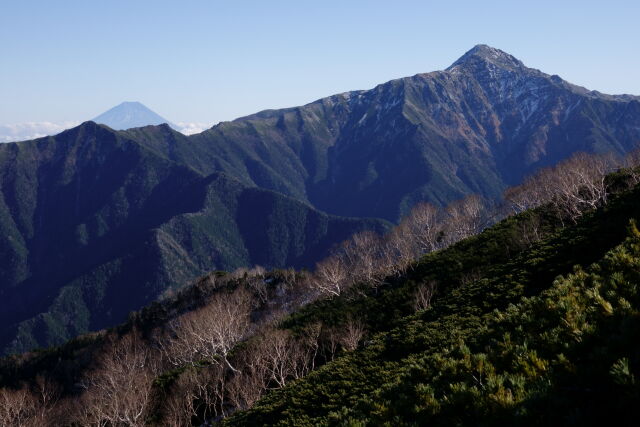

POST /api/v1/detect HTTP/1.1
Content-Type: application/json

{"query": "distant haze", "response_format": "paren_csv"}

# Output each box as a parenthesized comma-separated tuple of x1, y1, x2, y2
(0, 1, 638, 129)
(92, 101, 179, 131)
(0, 103, 210, 142)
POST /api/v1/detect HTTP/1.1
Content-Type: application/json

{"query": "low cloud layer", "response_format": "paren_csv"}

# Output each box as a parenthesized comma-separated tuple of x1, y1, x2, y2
(0, 121, 212, 142)
(175, 122, 212, 135)
(0, 121, 80, 143)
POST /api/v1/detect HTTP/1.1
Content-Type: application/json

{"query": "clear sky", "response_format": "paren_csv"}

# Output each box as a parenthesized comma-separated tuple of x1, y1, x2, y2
(1, 0, 638, 130)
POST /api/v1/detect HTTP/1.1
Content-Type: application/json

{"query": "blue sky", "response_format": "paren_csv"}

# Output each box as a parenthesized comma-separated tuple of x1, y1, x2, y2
(1, 0, 638, 133)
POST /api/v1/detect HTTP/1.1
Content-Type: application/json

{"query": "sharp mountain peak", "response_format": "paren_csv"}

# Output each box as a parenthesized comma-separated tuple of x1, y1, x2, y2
(447, 44, 526, 72)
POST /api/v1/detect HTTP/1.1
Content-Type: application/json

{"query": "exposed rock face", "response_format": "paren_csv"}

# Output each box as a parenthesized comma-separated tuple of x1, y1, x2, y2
(186, 44, 640, 220)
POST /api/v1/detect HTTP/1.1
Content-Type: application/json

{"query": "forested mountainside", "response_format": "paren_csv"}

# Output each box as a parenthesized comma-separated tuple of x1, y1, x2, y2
(0, 122, 387, 355)
(2, 44, 639, 356)
(0, 153, 639, 425)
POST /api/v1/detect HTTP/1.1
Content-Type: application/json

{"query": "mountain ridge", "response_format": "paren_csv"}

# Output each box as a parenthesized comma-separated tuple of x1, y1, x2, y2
(180, 45, 640, 220)
(0, 122, 388, 354)
(1, 44, 640, 354)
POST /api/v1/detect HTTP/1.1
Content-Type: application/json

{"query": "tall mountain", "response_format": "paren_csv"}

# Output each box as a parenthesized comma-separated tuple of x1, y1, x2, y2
(1, 45, 639, 354)
(93, 101, 178, 130)
(181, 44, 640, 220)
(0, 122, 387, 354)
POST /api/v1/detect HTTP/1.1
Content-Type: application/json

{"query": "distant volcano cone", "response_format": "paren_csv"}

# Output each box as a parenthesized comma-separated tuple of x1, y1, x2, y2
(93, 101, 178, 130)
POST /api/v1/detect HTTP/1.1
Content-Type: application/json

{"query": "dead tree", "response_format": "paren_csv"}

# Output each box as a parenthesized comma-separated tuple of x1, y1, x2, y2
(80, 332, 158, 427)
(164, 286, 253, 370)
(404, 202, 444, 254)
(313, 254, 350, 297)
(340, 231, 386, 287)
(0, 386, 37, 427)
(413, 281, 437, 311)
(339, 317, 366, 351)
(382, 222, 418, 275)
(444, 194, 486, 244)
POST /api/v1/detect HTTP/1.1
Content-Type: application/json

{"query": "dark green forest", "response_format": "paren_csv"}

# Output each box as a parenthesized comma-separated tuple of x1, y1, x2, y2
(1, 157, 639, 425)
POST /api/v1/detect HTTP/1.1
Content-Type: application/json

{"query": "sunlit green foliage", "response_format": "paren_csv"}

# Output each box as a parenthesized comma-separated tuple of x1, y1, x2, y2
(226, 185, 640, 426)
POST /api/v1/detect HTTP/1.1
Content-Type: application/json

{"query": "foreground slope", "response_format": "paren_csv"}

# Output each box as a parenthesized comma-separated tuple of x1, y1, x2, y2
(1, 167, 639, 425)
(226, 179, 640, 425)
(0, 122, 387, 354)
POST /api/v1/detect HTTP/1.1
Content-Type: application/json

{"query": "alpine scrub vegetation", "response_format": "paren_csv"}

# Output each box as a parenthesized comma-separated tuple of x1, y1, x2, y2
(1, 151, 640, 425)
(225, 156, 640, 426)
(320, 223, 640, 425)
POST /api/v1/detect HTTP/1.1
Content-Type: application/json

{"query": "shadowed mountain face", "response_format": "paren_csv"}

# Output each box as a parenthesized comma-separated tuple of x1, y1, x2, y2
(93, 101, 178, 130)
(1, 45, 639, 354)
(0, 123, 387, 354)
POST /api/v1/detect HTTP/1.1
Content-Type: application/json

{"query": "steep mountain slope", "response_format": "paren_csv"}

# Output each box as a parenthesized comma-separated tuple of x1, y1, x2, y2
(93, 101, 178, 130)
(184, 45, 640, 221)
(1, 44, 639, 355)
(226, 173, 640, 426)
(2, 166, 639, 426)
(0, 122, 387, 354)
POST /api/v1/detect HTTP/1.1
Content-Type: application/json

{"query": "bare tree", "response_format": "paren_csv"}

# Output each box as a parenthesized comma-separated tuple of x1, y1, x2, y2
(79, 332, 158, 426)
(0, 386, 37, 427)
(504, 152, 619, 224)
(297, 322, 322, 374)
(338, 317, 366, 351)
(382, 222, 418, 275)
(162, 370, 199, 427)
(413, 281, 437, 311)
(405, 202, 444, 254)
(226, 342, 269, 411)
(444, 194, 486, 244)
(515, 214, 544, 248)
(503, 184, 535, 215)
(245, 274, 269, 305)
(340, 231, 386, 287)
(551, 152, 616, 222)
(248, 325, 320, 391)
(624, 148, 640, 186)
(160, 363, 228, 424)
(321, 326, 342, 361)
(164, 286, 253, 371)
(258, 328, 296, 389)
(313, 255, 350, 297)
(29, 376, 60, 427)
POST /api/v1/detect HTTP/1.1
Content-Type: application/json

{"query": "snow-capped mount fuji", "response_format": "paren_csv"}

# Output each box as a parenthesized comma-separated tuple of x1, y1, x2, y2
(93, 101, 178, 130)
